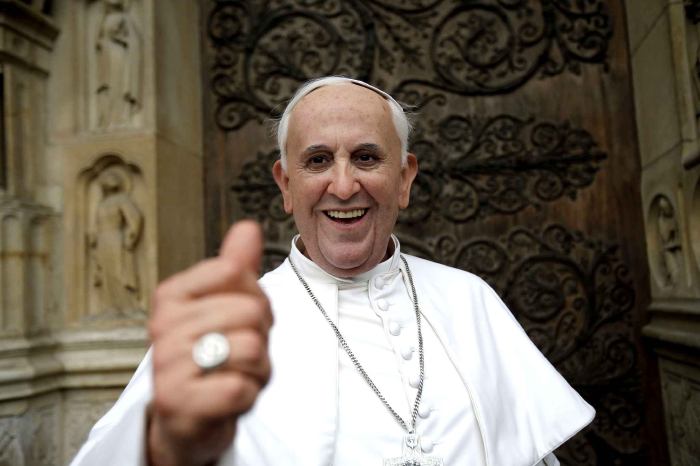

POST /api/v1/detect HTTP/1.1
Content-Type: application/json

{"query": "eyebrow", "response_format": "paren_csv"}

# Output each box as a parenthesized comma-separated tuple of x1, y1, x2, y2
(353, 143, 382, 154)
(302, 144, 332, 156)
(302, 143, 384, 156)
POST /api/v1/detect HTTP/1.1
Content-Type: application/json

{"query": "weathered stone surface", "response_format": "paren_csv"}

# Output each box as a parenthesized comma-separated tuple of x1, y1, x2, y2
(632, 2, 700, 465)
(660, 358, 700, 466)
(0, 1, 203, 464)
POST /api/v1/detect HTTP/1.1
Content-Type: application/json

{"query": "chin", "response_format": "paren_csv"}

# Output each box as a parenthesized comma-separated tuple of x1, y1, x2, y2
(324, 247, 382, 276)
(328, 254, 370, 271)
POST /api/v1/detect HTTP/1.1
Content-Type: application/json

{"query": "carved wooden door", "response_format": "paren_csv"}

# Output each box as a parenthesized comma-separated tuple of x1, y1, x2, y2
(202, 1, 666, 463)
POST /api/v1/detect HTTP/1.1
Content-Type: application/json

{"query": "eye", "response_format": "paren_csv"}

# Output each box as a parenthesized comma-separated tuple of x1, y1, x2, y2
(354, 152, 380, 166)
(303, 153, 332, 170)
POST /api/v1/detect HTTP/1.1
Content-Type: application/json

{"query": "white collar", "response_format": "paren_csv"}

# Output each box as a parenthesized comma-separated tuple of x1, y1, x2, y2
(288, 234, 402, 284)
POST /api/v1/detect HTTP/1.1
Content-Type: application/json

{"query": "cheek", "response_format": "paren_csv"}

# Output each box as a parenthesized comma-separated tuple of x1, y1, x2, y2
(291, 179, 326, 210)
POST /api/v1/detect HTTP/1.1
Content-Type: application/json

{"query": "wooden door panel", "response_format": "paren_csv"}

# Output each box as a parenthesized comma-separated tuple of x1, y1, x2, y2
(202, 1, 664, 463)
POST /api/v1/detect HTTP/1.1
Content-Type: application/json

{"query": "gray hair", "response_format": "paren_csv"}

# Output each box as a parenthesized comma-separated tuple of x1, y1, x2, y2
(274, 76, 412, 171)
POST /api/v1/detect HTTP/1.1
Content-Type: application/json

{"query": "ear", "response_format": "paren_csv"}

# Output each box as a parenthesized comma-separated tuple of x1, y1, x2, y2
(272, 160, 293, 214)
(398, 153, 418, 209)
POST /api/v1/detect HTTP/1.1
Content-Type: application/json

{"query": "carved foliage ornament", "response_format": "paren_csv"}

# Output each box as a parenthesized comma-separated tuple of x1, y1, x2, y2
(206, 0, 612, 131)
(397, 223, 642, 462)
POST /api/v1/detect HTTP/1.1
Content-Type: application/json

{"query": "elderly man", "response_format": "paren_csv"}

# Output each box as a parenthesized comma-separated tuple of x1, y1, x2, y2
(71, 77, 594, 466)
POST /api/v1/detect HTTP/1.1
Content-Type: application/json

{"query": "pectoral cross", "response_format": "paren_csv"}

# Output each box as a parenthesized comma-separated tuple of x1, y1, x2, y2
(384, 433, 443, 466)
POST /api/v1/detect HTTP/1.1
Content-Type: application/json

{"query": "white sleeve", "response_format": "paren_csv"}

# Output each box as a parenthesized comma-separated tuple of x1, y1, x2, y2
(535, 452, 560, 466)
(69, 349, 153, 466)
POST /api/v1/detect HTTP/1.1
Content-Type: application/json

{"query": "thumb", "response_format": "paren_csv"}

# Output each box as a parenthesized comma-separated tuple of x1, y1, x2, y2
(219, 220, 263, 275)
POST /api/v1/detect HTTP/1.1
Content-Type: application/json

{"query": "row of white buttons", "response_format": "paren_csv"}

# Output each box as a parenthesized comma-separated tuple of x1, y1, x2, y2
(371, 270, 435, 452)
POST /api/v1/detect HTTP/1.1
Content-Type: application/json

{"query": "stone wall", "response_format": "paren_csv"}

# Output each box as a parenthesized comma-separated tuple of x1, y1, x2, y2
(0, 1, 205, 464)
(626, 0, 700, 464)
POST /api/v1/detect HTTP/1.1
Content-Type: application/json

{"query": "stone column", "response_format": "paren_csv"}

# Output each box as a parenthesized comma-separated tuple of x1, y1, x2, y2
(48, 1, 205, 461)
(627, 1, 700, 464)
(0, 2, 63, 464)
(0, 1, 205, 464)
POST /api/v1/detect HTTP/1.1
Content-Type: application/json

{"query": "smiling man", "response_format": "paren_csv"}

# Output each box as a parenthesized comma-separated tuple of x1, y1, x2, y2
(71, 77, 594, 466)
(272, 79, 417, 276)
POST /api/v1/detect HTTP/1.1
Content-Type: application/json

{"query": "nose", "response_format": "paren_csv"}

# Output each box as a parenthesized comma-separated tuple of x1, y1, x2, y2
(327, 163, 360, 200)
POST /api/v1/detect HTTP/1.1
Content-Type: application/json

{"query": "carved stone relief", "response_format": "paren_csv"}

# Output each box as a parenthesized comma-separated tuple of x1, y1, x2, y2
(89, 0, 143, 130)
(0, 423, 25, 466)
(673, 0, 700, 168)
(647, 194, 685, 289)
(661, 361, 700, 466)
(78, 155, 145, 320)
(0, 398, 59, 466)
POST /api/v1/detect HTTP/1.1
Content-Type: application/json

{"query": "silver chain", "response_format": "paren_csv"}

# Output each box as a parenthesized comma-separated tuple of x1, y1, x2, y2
(288, 255, 425, 434)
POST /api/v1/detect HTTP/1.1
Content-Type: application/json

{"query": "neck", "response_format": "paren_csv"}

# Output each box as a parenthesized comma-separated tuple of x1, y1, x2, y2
(295, 237, 396, 279)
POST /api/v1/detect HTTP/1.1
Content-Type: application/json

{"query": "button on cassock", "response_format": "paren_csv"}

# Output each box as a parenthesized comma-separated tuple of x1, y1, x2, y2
(388, 321, 401, 336)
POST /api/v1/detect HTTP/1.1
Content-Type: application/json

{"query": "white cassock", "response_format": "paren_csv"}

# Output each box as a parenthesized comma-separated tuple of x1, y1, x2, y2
(70, 236, 594, 466)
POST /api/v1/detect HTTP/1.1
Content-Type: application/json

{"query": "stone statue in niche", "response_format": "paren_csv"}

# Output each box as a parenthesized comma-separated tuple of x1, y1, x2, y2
(94, 0, 142, 129)
(87, 167, 143, 313)
(655, 196, 683, 287)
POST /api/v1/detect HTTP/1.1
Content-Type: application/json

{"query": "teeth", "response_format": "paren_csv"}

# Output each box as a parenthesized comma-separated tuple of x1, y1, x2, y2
(327, 209, 366, 219)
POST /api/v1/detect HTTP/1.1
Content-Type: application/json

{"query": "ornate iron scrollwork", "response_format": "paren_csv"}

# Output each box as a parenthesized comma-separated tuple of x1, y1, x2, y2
(230, 113, 606, 229)
(400, 114, 607, 224)
(206, 0, 612, 131)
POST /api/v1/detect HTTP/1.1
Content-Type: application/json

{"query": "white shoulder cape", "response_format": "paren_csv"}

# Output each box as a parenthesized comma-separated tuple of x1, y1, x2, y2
(70, 255, 594, 466)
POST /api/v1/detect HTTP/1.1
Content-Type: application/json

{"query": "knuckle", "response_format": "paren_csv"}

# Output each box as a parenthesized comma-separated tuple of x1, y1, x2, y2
(244, 332, 266, 363)
(152, 387, 176, 417)
(152, 282, 174, 310)
(222, 376, 247, 403)
(218, 259, 242, 282)
(250, 297, 273, 328)
(151, 346, 169, 371)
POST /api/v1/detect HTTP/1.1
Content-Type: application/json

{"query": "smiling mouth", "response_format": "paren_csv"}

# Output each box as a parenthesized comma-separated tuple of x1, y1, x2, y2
(324, 209, 367, 224)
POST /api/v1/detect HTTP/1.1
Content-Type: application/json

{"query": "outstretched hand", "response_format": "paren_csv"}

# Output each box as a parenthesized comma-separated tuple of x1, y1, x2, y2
(147, 221, 272, 466)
